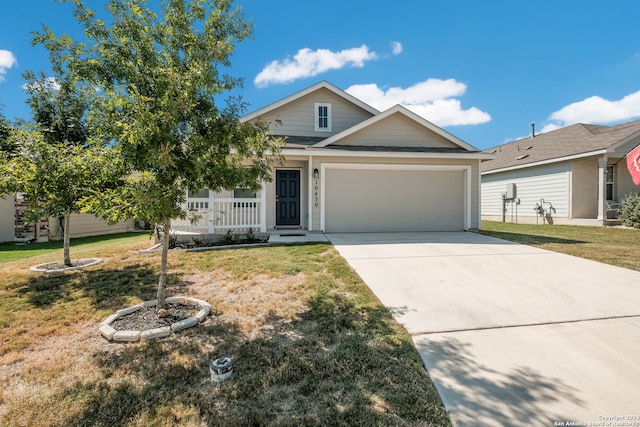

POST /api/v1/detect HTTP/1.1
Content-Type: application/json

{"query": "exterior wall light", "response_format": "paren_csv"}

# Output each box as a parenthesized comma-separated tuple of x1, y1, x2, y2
(313, 168, 320, 178)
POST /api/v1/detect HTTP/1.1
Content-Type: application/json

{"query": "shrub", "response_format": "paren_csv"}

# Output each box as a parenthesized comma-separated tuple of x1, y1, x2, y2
(619, 193, 640, 228)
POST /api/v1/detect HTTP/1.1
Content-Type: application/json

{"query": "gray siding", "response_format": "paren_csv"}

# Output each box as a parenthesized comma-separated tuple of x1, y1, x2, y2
(482, 163, 570, 219)
(253, 89, 373, 138)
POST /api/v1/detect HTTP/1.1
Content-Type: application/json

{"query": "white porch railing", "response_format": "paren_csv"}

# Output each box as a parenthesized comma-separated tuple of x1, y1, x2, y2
(172, 198, 264, 234)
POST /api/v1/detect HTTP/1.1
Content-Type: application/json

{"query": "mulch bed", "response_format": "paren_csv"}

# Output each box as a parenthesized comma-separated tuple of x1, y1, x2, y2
(35, 258, 100, 271)
(110, 303, 199, 331)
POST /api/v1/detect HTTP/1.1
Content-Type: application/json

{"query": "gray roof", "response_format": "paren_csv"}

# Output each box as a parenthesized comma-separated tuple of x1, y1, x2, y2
(481, 119, 640, 172)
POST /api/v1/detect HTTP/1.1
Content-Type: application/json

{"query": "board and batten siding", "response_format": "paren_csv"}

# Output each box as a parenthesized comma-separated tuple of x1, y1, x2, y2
(255, 90, 373, 138)
(481, 163, 570, 218)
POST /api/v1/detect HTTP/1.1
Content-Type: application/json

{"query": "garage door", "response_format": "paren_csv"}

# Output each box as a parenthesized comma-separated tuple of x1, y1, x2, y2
(323, 166, 465, 232)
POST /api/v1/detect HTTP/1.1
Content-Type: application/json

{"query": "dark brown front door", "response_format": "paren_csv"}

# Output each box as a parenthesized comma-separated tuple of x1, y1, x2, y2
(276, 170, 300, 226)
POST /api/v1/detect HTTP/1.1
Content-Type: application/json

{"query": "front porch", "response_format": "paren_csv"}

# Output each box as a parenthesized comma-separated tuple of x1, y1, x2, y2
(172, 198, 267, 235)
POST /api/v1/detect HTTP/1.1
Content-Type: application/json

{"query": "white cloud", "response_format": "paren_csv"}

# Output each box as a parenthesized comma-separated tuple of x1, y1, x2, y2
(548, 90, 640, 125)
(22, 77, 61, 91)
(254, 45, 378, 87)
(391, 42, 403, 55)
(346, 79, 491, 126)
(0, 49, 17, 82)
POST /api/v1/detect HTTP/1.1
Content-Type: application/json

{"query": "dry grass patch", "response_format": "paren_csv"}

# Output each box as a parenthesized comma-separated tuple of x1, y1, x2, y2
(1, 234, 450, 426)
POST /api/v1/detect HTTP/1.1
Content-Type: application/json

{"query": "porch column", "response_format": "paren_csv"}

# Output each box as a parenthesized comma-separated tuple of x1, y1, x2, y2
(259, 179, 267, 232)
(596, 156, 607, 222)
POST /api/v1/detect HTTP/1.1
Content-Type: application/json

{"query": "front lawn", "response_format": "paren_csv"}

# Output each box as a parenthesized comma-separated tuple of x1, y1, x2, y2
(480, 221, 640, 272)
(0, 233, 450, 426)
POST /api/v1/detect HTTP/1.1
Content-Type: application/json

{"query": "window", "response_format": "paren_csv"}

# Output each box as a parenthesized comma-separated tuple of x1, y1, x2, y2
(233, 188, 256, 199)
(233, 188, 257, 208)
(606, 165, 614, 200)
(188, 188, 209, 198)
(187, 188, 209, 210)
(315, 103, 332, 132)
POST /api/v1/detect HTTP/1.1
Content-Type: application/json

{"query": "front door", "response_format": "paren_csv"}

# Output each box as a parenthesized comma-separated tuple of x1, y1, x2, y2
(276, 170, 300, 226)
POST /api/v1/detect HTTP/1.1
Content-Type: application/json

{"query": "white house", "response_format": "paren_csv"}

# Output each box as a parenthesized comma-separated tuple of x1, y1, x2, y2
(481, 120, 640, 225)
(173, 81, 492, 234)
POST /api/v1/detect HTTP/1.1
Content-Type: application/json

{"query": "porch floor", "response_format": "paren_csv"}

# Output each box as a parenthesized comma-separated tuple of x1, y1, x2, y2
(267, 230, 329, 244)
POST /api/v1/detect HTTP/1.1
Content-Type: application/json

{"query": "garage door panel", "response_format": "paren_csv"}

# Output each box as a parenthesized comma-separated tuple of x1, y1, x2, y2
(325, 168, 464, 232)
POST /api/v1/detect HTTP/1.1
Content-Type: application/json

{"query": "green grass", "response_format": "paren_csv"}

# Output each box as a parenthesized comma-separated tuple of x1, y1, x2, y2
(480, 221, 640, 272)
(0, 234, 451, 427)
(0, 232, 154, 263)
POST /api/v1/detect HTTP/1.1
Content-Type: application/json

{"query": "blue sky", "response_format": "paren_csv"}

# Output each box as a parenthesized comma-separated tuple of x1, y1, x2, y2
(1, 0, 640, 150)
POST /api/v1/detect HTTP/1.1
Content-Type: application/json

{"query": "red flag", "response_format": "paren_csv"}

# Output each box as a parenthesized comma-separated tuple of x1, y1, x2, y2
(627, 144, 640, 186)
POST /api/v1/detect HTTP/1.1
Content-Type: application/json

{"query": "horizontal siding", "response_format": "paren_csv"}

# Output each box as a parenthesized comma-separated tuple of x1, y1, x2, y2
(334, 113, 457, 148)
(48, 214, 135, 240)
(481, 163, 570, 218)
(257, 89, 372, 137)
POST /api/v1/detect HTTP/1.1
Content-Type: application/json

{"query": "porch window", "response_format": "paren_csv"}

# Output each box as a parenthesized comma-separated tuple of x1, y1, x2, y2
(187, 188, 209, 209)
(606, 165, 614, 200)
(188, 188, 209, 198)
(233, 188, 257, 208)
(315, 102, 332, 132)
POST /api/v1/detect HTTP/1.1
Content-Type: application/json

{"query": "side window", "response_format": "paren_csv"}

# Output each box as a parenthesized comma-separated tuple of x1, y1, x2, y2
(605, 165, 614, 200)
(315, 102, 332, 132)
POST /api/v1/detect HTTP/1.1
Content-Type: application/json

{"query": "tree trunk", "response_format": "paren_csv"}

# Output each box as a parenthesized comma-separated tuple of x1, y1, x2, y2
(63, 215, 72, 266)
(157, 219, 171, 311)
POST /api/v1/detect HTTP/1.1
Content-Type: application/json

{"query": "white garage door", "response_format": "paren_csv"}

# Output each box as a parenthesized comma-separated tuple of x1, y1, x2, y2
(323, 166, 466, 232)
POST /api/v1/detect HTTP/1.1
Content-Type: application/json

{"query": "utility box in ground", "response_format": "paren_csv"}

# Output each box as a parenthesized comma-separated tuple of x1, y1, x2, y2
(505, 183, 517, 199)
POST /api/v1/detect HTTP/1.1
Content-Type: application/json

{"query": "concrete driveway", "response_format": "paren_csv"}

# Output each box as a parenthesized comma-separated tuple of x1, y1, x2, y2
(327, 232, 640, 427)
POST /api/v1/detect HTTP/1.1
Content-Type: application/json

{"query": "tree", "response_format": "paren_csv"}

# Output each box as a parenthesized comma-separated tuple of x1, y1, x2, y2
(0, 110, 15, 155)
(37, 0, 282, 311)
(0, 42, 121, 266)
(0, 128, 123, 265)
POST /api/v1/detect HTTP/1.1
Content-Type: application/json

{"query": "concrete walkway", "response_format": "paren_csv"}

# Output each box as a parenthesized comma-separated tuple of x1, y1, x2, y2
(327, 232, 640, 427)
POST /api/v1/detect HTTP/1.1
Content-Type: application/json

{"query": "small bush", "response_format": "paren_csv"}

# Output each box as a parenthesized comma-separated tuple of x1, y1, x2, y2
(620, 193, 640, 228)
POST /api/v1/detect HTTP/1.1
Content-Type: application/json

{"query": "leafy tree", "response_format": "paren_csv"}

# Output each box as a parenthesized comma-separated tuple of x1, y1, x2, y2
(0, 34, 120, 266)
(36, 0, 282, 310)
(0, 110, 15, 155)
(0, 128, 123, 265)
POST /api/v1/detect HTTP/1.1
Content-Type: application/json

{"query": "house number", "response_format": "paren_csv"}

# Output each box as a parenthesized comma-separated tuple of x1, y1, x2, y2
(314, 180, 319, 208)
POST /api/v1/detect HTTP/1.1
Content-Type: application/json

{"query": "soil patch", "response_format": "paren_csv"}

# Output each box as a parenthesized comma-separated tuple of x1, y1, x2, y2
(110, 303, 199, 331)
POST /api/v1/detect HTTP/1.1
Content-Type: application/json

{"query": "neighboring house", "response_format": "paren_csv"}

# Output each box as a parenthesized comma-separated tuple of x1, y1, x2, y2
(0, 194, 14, 242)
(173, 81, 492, 234)
(480, 120, 640, 225)
(0, 193, 136, 243)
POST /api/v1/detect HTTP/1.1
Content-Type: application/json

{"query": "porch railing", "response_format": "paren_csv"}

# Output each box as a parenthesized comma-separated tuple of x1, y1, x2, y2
(172, 198, 263, 234)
